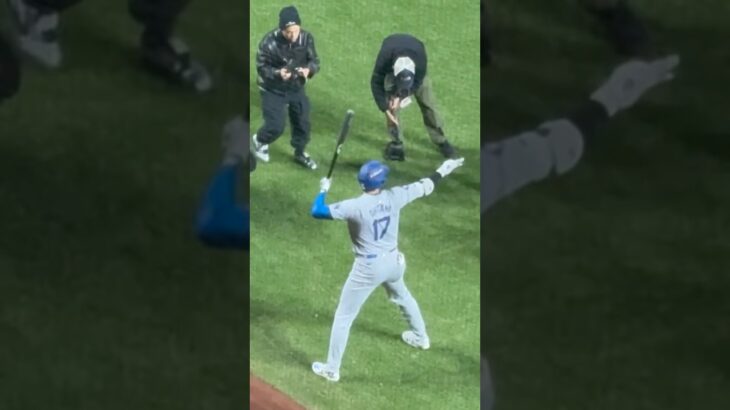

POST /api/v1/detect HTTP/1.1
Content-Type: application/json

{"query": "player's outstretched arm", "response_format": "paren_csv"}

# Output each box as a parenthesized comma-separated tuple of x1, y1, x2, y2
(310, 178, 333, 220)
(393, 158, 465, 207)
(482, 55, 680, 213)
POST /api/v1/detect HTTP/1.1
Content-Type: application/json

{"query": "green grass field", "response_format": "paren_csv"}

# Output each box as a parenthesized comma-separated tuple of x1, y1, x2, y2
(484, 1, 730, 409)
(0, 2, 248, 409)
(249, 1, 481, 409)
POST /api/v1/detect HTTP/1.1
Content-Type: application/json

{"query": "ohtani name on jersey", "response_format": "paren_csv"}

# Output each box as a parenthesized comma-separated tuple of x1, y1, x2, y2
(369, 203, 392, 216)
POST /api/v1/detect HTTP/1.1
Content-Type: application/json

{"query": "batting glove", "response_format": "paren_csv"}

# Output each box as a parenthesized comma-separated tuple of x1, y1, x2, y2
(591, 54, 679, 117)
(320, 177, 332, 193)
(436, 157, 465, 177)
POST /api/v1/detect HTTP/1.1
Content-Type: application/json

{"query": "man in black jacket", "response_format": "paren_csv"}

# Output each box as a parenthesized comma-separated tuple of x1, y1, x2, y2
(371, 33, 459, 161)
(252, 5, 320, 170)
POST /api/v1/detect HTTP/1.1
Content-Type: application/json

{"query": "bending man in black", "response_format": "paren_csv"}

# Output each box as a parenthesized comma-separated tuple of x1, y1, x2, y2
(371, 33, 459, 162)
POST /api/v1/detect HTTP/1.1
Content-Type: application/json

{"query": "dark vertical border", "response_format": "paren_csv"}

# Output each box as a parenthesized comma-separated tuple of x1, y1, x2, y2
(480, 1, 494, 409)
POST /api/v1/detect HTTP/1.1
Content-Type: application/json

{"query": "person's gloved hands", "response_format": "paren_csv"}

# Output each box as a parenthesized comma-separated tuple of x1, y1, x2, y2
(436, 157, 465, 177)
(320, 177, 331, 193)
(591, 54, 680, 116)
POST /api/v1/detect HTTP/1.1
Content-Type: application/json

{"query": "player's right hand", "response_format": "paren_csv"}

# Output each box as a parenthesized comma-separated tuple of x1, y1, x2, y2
(320, 177, 332, 193)
(436, 157, 465, 177)
(280, 68, 292, 80)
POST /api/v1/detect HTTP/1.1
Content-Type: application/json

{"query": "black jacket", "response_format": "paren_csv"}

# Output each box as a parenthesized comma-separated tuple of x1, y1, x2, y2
(371, 34, 428, 112)
(256, 28, 320, 94)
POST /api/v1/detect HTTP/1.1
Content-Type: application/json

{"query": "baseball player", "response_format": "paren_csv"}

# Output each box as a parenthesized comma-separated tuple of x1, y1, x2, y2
(371, 33, 459, 161)
(480, 53, 679, 410)
(195, 115, 250, 250)
(308, 156, 465, 382)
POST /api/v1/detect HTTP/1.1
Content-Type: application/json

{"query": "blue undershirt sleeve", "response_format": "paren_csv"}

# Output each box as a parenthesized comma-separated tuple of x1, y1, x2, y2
(311, 192, 333, 220)
(195, 163, 250, 250)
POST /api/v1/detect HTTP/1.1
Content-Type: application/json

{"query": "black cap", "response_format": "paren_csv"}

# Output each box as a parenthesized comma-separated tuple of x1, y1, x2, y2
(395, 70, 414, 97)
(279, 6, 301, 30)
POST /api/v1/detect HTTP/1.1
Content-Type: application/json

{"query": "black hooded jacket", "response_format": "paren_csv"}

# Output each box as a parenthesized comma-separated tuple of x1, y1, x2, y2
(256, 28, 320, 94)
(371, 34, 428, 112)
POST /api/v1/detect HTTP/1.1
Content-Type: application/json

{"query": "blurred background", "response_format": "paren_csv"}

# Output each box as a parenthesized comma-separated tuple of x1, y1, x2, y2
(0, 1, 249, 409)
(483, 0, 730, 409)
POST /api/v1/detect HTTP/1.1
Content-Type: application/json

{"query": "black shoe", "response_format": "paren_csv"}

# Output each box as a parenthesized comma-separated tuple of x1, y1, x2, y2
(384, 141, 405, 161)
(294, 151, 318, 170)
(589, 1, 650, 57)
(141, 37, 212, 92)
(438, 141, 459, 159)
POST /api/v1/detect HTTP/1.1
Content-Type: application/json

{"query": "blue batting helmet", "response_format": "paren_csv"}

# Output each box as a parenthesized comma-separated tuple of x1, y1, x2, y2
(358, 160, 389, 191)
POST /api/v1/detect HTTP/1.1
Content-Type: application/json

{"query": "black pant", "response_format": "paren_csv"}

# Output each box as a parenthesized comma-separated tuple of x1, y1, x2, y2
(28, 0, 189, 45)
(256, 88, 311, 153)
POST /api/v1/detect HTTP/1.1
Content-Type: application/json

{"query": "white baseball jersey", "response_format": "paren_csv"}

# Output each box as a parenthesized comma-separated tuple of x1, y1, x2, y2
(330, 179, 434, 257)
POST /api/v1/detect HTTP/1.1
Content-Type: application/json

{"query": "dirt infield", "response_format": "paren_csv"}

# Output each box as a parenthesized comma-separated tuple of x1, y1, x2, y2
(250, 373, 307, 410)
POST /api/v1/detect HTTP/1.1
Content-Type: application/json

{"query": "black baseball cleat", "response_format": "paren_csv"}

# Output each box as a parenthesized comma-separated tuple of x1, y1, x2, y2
(384, 141, 405, 161)
(589, 1, 651, 57)
(140, 37, 213, 92)
(438, 140, 459, 159)
(294, 151, 318, 170)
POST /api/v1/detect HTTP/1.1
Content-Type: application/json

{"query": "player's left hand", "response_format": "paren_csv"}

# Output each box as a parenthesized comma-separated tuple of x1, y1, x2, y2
(320, 177, 332, 193)
(591, 54, 680, 116)
(436, 157, 465, 177)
